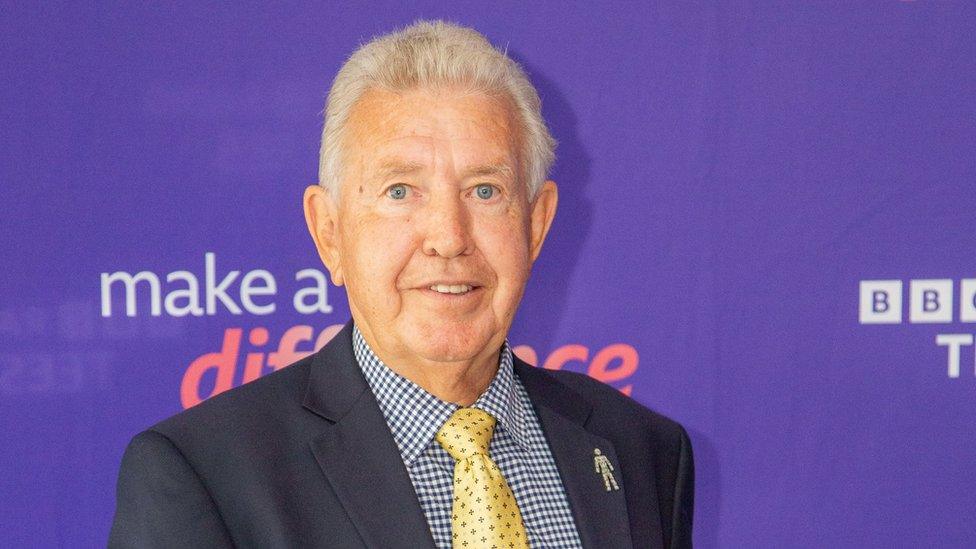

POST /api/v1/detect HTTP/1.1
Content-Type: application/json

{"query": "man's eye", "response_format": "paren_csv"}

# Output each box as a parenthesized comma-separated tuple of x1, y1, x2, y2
(387, 184, 408, 200)
(474, 184, 495, 200)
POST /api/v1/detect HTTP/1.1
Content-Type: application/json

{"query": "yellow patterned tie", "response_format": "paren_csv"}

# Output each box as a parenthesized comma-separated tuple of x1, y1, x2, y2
(435, 408, 529, 549)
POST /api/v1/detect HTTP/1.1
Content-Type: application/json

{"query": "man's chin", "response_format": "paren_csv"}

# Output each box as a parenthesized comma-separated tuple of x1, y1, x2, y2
(412, 343, 483, 364)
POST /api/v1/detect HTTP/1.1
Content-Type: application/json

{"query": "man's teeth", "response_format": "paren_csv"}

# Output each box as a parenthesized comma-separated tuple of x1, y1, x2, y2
(429, 284, 473, 294)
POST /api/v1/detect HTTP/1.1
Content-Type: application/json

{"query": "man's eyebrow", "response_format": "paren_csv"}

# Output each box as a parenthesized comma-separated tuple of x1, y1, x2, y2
(373, 160, 426, 180)
(462, 163, 515, 180)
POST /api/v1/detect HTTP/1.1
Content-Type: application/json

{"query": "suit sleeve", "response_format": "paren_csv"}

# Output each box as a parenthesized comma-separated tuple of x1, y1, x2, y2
(669, 426, 695, 549)
(108, 429, 234, 549)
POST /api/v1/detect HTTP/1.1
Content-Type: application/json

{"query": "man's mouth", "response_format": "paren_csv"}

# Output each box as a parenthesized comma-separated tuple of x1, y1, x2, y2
(428, 284, 475, 295)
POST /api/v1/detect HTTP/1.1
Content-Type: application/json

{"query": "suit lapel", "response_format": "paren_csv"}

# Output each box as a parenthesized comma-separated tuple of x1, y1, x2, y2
(516, 360, 636, 549)
(302, 322, 436, 549)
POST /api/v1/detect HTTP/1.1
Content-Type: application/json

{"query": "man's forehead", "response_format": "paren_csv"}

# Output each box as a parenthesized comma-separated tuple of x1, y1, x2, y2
(372, 157, 517, 180)
(348, 88, 519, 147)
(343, 88, 522, 179)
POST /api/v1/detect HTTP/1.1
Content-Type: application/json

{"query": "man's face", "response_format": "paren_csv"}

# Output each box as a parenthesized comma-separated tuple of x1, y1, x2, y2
(305, 87, 557, 367)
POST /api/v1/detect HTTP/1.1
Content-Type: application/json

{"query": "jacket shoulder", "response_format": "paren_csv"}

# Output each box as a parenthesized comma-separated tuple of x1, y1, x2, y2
(149, 353, 315, 444)
(540, 367, 688, 445)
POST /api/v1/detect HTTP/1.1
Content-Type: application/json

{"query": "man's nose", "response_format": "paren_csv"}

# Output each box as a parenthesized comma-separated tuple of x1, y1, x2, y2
(422, 193, 473, 258)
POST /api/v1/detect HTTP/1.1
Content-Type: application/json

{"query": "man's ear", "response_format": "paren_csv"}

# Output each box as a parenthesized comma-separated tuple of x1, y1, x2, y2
(303, 184, 344, 286)
(528, 180, 558, 262)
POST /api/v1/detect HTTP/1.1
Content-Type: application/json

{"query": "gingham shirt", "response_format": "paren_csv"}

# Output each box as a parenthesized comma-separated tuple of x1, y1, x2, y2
(353, 327, 583, 548)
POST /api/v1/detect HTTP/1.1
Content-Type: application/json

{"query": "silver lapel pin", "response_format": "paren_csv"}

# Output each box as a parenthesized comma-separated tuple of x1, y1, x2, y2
(593, 448, 619, 491)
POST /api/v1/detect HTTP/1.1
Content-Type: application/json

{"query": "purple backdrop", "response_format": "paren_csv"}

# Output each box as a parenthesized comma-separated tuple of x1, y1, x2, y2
(3, 3, 975, 547)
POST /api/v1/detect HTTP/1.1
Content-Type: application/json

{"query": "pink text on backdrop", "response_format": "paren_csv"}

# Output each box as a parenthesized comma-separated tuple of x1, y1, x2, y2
(181, 325, 639, 408)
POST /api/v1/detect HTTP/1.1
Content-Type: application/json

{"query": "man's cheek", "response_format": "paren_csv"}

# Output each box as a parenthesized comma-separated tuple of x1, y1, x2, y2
(478, 213, 526, 244)
(360, 225, 412, 265)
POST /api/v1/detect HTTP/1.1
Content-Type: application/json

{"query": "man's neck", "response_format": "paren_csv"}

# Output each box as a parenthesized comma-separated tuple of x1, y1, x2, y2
(355, 325, 501, 406)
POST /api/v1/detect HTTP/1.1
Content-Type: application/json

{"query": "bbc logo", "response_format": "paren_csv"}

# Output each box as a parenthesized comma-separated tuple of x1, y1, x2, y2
(859, 279, 976, 324)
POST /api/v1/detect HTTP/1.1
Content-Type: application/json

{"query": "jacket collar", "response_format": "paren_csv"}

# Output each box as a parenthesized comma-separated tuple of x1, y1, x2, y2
(302, 321, 437, 548)
(301, 321, 368, 423)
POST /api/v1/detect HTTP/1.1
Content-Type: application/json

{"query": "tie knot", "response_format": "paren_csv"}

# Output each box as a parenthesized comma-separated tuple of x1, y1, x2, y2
(435, 407, 496, 460)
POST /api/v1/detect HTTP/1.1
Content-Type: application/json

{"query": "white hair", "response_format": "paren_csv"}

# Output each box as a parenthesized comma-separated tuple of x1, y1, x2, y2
(318, 20, 556, 198)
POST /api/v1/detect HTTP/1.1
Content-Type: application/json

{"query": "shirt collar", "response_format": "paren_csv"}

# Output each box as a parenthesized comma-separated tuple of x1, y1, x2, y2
(352, 325, 528, 466)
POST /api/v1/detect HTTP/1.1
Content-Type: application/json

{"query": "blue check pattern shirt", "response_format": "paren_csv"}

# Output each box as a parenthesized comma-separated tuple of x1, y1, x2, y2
(353, 327, 583, 548)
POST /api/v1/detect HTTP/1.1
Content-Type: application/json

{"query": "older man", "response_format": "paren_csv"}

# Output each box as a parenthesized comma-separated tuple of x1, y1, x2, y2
(110, 21, 693, 549)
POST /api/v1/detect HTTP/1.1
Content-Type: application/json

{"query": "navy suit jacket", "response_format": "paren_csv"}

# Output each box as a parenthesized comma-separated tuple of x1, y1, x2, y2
(109, 323, 694, 548)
